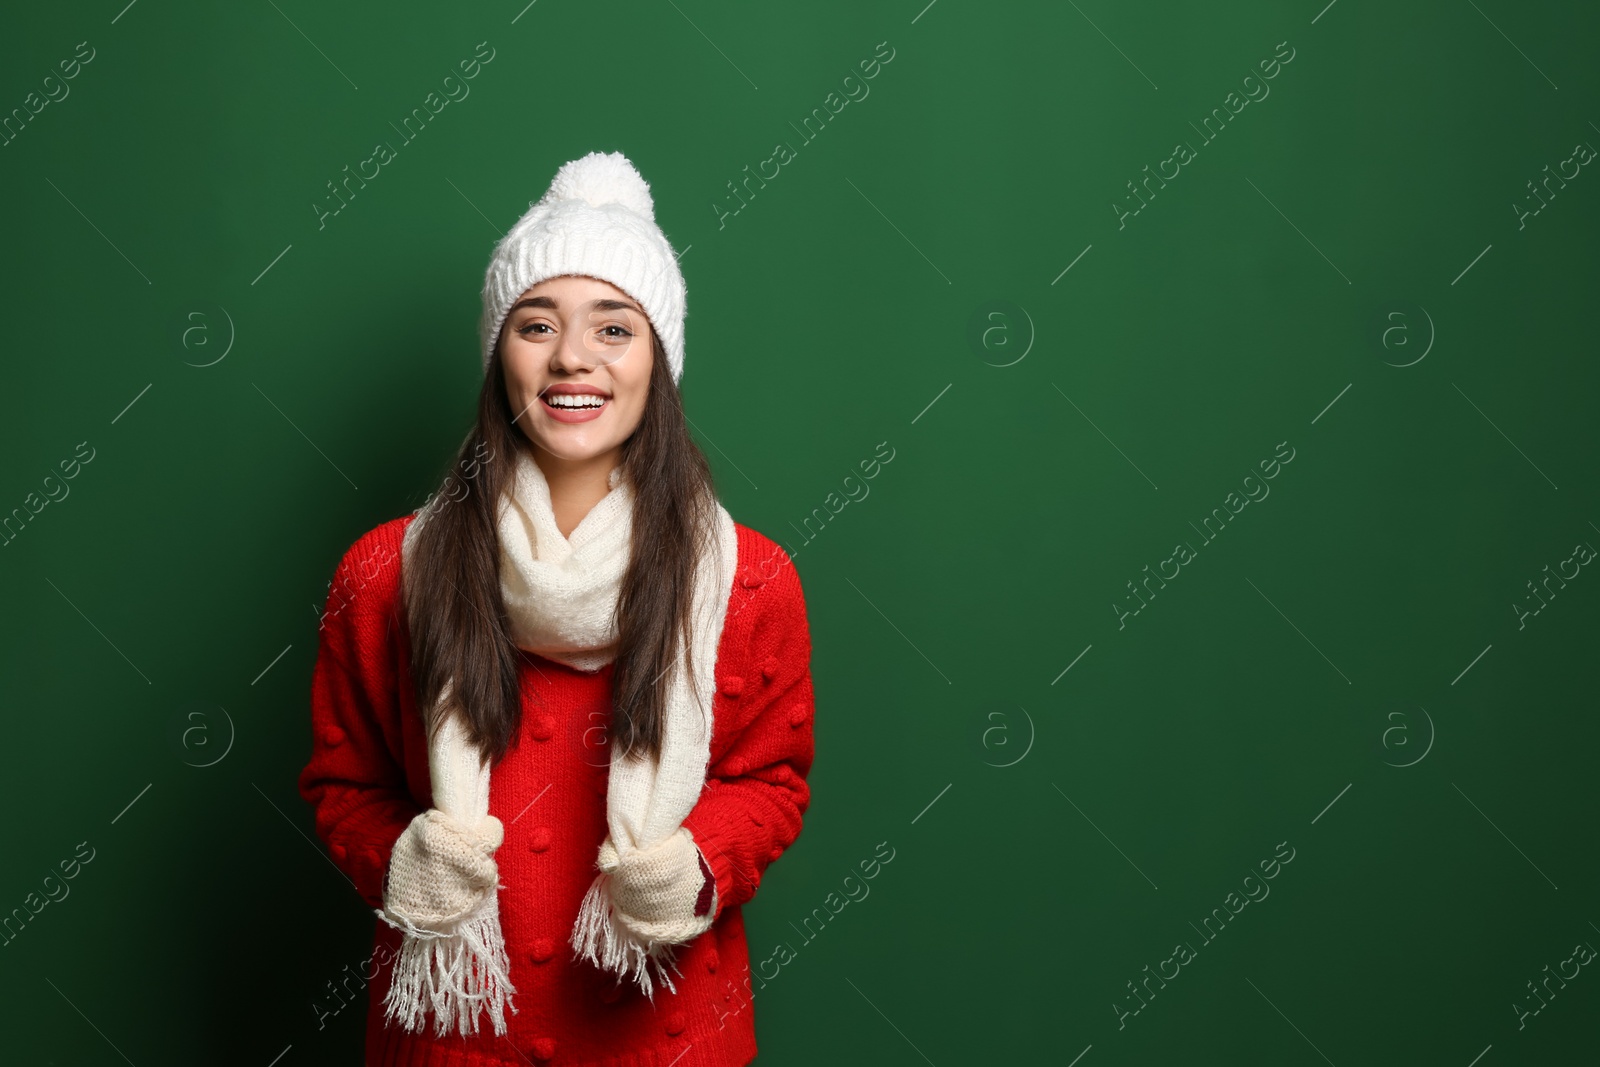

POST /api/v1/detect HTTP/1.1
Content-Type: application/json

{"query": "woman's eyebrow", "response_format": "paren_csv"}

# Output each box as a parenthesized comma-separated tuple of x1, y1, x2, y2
(509, 296, 643, 315)
(590, 299, 643, 315)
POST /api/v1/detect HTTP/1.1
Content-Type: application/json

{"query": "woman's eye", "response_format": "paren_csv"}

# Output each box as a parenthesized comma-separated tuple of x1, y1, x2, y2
(516, 322, 551, 336)
(600, 325, 632, 339)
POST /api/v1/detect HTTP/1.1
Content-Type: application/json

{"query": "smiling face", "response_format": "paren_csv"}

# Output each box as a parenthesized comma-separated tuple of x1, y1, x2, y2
(498, 274, 655, 470)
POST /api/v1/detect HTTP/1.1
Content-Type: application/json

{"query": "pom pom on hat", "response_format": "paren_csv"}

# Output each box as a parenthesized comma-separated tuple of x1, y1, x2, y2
(479, 151, 687, 383)
(540, 152, 658, 221)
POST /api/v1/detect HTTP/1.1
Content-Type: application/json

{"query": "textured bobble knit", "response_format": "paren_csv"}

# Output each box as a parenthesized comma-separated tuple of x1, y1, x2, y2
(299, 514, 815, 1067)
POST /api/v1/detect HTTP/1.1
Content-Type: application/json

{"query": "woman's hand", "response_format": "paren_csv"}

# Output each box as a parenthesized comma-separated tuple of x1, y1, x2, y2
(598, 827, 716, 944)
(381, 809, 505, 930)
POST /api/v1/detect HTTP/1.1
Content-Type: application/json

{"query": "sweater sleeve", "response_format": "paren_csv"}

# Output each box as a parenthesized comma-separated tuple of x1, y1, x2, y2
(297, 530, 423, 910)
(681, 554, 815, 924)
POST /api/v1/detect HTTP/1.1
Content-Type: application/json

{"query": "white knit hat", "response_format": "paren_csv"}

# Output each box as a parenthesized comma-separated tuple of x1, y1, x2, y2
(479, 151, 687, 384)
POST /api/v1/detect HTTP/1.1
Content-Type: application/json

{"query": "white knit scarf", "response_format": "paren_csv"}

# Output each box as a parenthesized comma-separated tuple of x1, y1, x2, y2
(378, 445, 737, 1036)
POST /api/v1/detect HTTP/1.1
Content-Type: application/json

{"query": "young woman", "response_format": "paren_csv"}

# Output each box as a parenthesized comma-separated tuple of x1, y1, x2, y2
(298, 151, 816, 1067)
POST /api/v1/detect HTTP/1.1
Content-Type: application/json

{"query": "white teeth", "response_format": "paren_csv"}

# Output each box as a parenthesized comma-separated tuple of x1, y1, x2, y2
(546, 394, 606, 409)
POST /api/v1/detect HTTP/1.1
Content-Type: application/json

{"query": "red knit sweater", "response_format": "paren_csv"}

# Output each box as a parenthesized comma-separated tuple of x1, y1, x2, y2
(298, 513, 815, 1067)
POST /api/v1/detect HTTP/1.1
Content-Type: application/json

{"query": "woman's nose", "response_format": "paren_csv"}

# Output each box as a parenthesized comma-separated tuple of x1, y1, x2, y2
(552, 325, 603, 369)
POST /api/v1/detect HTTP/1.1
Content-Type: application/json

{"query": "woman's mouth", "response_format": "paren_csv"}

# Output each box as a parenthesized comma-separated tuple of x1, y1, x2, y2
(541, 391, 609, 423)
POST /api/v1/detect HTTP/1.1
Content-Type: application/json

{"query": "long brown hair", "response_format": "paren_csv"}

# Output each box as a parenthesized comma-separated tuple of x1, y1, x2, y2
(400, 327, 721, 771)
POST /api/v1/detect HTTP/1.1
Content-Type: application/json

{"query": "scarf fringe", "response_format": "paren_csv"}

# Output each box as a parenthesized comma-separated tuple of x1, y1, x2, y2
(570, 872, 688, 1003)
(373, 891, 518, 1037)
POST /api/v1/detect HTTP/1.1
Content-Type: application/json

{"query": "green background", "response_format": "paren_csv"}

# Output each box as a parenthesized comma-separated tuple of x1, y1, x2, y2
(2, 1, 1597, 1063)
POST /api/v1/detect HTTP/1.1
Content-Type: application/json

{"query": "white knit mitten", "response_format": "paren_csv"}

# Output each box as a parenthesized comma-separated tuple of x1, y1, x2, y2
(598, 827, 716, 944)
(382, 809, 505, 931)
